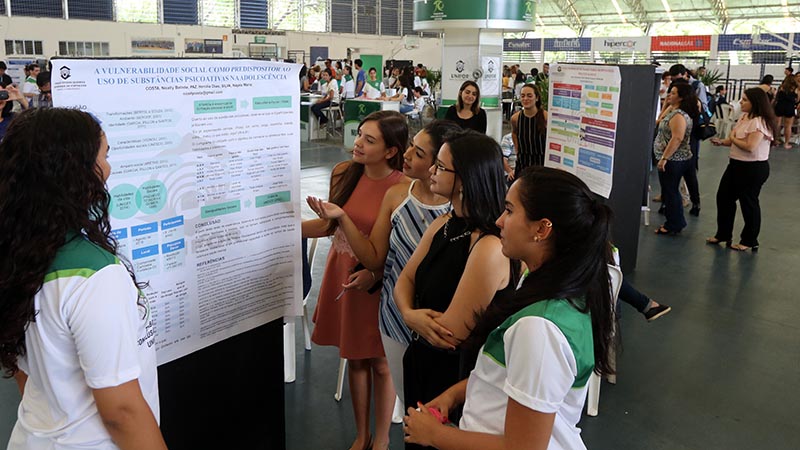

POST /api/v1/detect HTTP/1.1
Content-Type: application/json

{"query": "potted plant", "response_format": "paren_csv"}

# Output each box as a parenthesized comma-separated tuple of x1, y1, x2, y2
(426, 69, 442, 101)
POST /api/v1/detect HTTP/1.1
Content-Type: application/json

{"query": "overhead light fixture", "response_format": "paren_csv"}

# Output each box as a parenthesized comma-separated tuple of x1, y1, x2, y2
(661, 0, 675, 22)
(610, 0, 628, 24)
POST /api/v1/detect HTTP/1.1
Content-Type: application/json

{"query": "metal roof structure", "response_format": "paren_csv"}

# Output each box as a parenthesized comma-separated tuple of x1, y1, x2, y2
(535, 0, 799, 35)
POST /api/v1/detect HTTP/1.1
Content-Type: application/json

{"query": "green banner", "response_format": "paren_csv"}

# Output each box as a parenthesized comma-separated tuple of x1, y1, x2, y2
(414, 0, 534, 23)
(344, 100, 382, 148)
(359, 54, 383, 82)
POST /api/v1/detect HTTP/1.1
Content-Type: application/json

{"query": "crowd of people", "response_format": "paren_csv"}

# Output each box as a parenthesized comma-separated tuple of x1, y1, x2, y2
(4, 54, 796, 450)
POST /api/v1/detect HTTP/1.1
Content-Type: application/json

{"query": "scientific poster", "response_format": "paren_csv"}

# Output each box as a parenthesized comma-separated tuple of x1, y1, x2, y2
(545, 64, 621, 198)
(52, 58, 302, 364)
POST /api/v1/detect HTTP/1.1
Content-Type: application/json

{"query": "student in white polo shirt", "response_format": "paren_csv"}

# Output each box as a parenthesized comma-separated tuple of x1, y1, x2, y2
(404, 167, 616, 450)
(0, 108, 166, 450)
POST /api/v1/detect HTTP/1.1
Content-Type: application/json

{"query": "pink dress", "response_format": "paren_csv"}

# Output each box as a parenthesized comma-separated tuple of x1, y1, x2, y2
(312, 170, 405, 359)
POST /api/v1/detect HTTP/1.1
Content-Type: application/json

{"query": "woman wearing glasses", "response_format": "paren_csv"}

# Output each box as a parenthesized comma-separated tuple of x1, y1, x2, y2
(394, 130, 517, 450)
(403, 167, 615, 450)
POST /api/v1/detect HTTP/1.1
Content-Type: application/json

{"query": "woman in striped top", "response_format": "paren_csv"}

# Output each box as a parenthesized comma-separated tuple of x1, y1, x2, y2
(510, 84, 549, 180)
(307, 120, 462, 428)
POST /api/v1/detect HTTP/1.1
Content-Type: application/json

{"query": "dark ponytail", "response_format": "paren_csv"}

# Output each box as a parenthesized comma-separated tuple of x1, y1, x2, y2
(467, 167, 616, 376)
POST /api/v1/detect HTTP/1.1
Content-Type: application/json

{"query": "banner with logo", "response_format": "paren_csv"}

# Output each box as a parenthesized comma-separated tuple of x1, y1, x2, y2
(344, 99, 382, 148)
(591, 37, 650, 53)
(52, 58, 302, 365)
(543, 38, 592, 52)
(480, 56, 501, 105)
(414, 0, 534, 30)
(503, 38, 542, 52)
(442, 45, 478, 105)
(717, 33, 790, 51)
(545, 64, 621, 198)
(650, 35, 711, 52)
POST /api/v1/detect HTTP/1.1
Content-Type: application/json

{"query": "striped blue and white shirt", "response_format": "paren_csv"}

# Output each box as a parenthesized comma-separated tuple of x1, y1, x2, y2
(379, 180, 450, 344)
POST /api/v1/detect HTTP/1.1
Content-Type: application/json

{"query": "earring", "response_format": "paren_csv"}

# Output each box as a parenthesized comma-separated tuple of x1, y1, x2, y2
(534, 236, 540, 242)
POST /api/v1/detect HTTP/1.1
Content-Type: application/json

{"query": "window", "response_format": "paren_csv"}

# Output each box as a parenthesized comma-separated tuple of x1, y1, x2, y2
(271, 0, 327, 32)
(164, 0, 198, 25)
(201, 0, 235, 27)
(115, 0, 159, 23)
(11, 0, 62, 18)
(240, 0, 268, 29)
(59, 41, 111, 56)
(4, 39, 44, 56)
(68, 0, 113, 21)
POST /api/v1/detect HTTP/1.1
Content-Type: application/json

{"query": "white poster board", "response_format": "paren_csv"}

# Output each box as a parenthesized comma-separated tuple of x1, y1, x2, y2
(545, 64, 621, 198)
(442, 45, 478, 102)
(52, 58, 302, 364)
(480, 56, 501, 97)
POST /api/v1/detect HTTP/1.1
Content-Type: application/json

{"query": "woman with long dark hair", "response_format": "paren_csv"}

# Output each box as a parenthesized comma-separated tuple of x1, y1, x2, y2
(708, 88, 778, 251)
(511, 83, 548, 179)
(307, 120, 462, 417)
(653, 82, 699, 235)
(0, 108, 165, 449)
(394, 130, 516, 450)
(774, 75, 798, 149)
(302, 110, 407, 450)
(403, 167, 615, 450)
(444, 81, 487, 133)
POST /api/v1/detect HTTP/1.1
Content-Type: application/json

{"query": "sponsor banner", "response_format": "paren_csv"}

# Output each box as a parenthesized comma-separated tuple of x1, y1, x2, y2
(503, 38, 542, 52)
(591, 36, 650, 53)
(480, 56, 501, 98)
(717, 34, 790, 51)
(442, 45, 478, 103)
(650, 35, 711, 52)
(414, 0, 534, 30)
(543, 37, 592, 52)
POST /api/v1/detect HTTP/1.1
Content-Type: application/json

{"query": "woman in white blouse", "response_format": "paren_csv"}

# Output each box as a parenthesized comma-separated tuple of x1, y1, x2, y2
(708, 87, 779, 252)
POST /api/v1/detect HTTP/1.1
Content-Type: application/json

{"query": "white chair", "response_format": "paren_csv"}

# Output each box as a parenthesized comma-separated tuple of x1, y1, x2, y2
(586, 264, 622, 417)
(284, 238, 318, 383)
(322, 103, 343, 137)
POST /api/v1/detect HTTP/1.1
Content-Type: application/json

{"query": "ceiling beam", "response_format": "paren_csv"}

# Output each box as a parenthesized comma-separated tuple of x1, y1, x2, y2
(707, 0, 730, 33)
(621, 0, 651, 33)
(551, 0, 585, 35)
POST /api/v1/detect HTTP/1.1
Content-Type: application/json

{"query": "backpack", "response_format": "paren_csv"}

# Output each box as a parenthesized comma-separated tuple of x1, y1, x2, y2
(692, 103, 716, 140)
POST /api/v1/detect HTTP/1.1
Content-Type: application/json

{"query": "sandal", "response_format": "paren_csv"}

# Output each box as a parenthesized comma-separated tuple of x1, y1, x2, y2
(655, 226, 679, 236)
(730, 243, 759, 252)
(706, 237, 730, 246)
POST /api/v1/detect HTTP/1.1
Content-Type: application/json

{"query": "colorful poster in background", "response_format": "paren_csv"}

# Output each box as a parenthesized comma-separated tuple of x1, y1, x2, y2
(7, 59, 34, 85)
(184, 39, 205, 54)
(413, 0, 534, 30)
(503, 38, 541, 52)
(131, 38, 176, 55)
(204, 39, 223, 54)
(52, 58, 302, 365)
(650, 35, 710, 52)
(344, 99, 381, 149)
(359, 54, 384, 81)
(545, 64, 621, 198)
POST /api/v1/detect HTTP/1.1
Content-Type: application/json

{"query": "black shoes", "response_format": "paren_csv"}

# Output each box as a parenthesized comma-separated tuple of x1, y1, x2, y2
(689, 205, 701, 216)
(644, 304, 672, 322)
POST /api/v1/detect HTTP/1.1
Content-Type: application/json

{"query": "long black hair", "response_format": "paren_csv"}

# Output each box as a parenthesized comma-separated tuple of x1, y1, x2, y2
(327, 110, 407, 233)
(446, 130, 506, 236)
(468, 167, 616, 376)
(421, 119, 461, 160)
(0, 108, 141, 376)
(743, 87, 780, 138)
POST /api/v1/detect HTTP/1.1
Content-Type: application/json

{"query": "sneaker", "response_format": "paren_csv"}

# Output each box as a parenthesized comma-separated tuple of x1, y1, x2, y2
(644, 304, 672, 322)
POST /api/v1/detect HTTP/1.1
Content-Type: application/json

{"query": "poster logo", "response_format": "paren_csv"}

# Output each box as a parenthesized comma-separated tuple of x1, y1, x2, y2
(60, 65, 71, 80)
(358, 104, 367, 115)
(433, 0, 444, 13)
(456, 60, 465, 73)
(487, 60, 495, 73)
(525, 0, 534, 17)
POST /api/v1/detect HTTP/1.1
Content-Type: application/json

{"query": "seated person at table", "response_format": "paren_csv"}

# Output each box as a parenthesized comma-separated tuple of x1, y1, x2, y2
(361, 67, 387, 100)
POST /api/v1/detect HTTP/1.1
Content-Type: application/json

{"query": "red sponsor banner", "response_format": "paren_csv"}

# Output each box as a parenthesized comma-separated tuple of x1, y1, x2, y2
(582, 117, 616, 130)
(549, 142, 561, 151)
(553, 83, 582, 90)
(651, 35, 711, 52)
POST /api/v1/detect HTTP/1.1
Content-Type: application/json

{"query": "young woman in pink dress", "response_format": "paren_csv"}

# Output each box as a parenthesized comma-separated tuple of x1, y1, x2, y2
(302, 110, 408, 450)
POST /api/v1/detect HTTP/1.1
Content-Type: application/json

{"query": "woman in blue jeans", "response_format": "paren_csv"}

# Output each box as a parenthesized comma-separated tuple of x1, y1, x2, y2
(654, 83, 699, 235)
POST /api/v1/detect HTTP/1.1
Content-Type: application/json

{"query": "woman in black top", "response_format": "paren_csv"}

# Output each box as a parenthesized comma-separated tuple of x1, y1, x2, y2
(774, 75, 798, 149)
(511, 83, 548, 179)
(395, 131, 517, 450)
(444, 81, 487, 133)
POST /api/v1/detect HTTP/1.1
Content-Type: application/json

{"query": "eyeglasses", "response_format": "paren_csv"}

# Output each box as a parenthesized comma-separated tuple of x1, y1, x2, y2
(434, 161, 457, 174)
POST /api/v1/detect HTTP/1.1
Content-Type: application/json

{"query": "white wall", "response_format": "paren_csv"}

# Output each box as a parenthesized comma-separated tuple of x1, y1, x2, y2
(0, 16, 442, 68)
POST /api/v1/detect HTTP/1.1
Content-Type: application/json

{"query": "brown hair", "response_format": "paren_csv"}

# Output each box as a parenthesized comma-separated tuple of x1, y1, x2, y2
(456, 80, 481, 116)
(327, 111, 407, 233)
(521, 83, 547, 133)
(743, 87, 779, 138)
